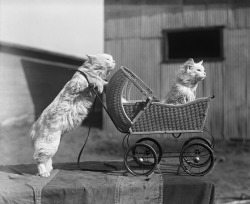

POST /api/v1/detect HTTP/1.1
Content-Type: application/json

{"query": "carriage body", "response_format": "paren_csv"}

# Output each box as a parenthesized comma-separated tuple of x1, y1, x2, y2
(123, 99, 210, 134)
(106, 66, 215, 176)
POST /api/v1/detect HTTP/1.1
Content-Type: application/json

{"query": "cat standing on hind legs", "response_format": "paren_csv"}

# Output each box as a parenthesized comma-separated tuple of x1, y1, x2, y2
(29, 54, 115, 177)
(161, 58, 206, 105)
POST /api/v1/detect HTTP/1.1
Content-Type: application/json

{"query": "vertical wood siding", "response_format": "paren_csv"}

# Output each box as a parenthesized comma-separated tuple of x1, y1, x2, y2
(104, 4, 250, 140)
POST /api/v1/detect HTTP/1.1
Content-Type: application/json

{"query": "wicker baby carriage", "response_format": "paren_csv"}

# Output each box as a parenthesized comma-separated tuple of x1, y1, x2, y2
(106, 66, 215, 176)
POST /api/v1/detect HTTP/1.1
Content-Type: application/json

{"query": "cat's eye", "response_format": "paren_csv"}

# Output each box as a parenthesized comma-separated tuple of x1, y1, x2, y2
(197, 69, 201, 71)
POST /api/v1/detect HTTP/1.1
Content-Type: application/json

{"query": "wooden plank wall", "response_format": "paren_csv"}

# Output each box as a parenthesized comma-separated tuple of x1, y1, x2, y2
(104, 3, 250, 140)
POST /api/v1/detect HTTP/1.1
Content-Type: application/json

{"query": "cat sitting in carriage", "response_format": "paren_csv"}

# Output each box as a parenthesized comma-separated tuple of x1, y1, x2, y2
(121, 58, 205, 105)
(161, 58, 206, 105)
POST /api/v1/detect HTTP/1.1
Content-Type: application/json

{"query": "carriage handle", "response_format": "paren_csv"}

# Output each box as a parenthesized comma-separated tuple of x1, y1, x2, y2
(122, 67, 153, 97)
(121, 67, 159, 101)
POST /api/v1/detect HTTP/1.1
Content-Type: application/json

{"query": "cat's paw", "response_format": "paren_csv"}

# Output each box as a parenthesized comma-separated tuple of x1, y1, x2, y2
(46, 164, 53, 173)
(38, 171, 50, 177)
(45, 159, 53, 173)
(94, 82, 104, 93)
(37, 163, 51, 177)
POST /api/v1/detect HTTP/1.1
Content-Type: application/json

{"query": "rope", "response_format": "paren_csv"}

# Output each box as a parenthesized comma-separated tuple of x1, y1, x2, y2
(76, 91, 118, 172)
(77, 87, 127, 172)
(77, 96, 98, 171)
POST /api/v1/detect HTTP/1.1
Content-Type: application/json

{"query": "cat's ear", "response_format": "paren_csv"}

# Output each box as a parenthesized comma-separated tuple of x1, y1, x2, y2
(186, 58, 194, 65)
(198, 60, 203, 65)
(82, 54, 88, 62)
(86, 54, 96, 64)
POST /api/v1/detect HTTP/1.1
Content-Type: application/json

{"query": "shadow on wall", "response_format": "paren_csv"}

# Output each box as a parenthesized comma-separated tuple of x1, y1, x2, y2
(21, 59, 103, 128)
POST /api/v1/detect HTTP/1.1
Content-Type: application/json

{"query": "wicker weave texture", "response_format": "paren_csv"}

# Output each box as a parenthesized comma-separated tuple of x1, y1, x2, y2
(106, 68, 132, 132)
(124, 99, 210, 133)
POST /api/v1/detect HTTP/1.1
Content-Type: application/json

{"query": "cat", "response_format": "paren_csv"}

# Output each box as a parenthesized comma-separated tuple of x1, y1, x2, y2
(161, 58, 206, 105)
(29, 54, 115, 177)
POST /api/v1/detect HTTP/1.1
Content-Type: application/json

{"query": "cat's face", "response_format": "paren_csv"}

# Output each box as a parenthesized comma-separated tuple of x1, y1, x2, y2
(87, 54, 115, 70)
(85, 54, 116, 79)
(181, 58, 206, 81)
(188, 60, 206, 81)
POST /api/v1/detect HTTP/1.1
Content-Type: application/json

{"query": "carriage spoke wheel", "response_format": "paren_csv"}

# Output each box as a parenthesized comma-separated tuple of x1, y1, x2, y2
(179, 143, 214, 176)
(136, 137, 163, 165)
(124, 143, 158, 176)
(183, 136, 213, 150)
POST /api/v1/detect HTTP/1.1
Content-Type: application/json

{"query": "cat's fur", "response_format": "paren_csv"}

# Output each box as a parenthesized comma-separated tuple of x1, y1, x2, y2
(161, 58, 206, 105)
(30, 54, 115, 177)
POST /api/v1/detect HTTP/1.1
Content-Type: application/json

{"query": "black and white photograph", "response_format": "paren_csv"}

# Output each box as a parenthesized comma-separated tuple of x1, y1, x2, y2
(0, 0, 249, 203)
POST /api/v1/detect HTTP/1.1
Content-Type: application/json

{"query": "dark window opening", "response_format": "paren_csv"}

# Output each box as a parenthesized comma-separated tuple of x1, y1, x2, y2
(163, 27, 223, 62)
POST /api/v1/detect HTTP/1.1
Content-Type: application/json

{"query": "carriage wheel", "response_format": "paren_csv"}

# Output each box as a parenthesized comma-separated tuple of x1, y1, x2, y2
(124, 143, 158, 176)
(182, 142, 211, 168)
(183, 136, 213, 150)
(136, 137, 163, 165)
(179, 143, 214, 176)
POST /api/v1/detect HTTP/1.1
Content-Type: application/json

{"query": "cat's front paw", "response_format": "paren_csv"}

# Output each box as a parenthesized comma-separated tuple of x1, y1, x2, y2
(37, 163, 51, 177)
(46, 158, 53, 173)
(38, 171, 50, 177)
(95, 84, 104, 93)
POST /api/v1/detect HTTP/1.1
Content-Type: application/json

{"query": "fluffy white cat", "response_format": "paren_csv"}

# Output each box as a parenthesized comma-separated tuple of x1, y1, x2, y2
(30, 54, 115, 177)
(161, 58, 206, 104)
